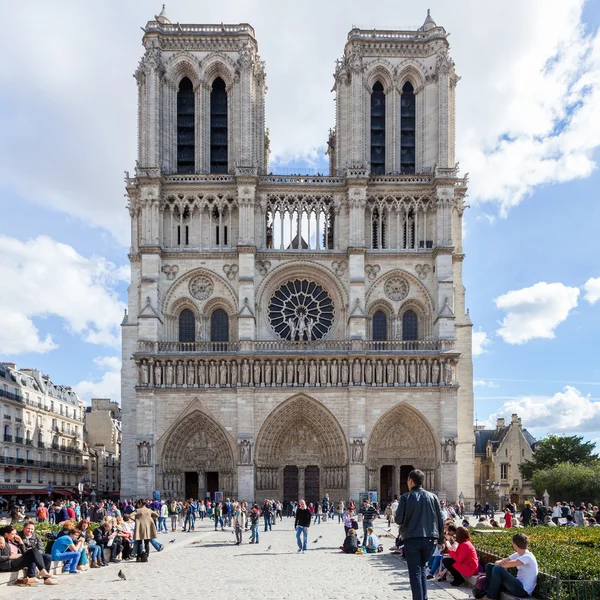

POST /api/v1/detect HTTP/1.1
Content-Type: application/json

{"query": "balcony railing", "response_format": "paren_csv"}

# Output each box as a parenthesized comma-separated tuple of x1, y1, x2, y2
(0, 456, 86, 471)
(0, 388, 23, 403)
(4, 435, 12, 442)
(15, 437, 23, 444)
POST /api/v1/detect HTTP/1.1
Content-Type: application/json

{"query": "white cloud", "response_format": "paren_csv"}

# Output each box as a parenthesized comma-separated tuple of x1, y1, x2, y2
(75, 356, 122, 403)
(474, 380, 499, 388)
(0, 2, 598, 240)
(583, 277, 600, 304)
(487, 386, 600, 433)
(495, 282, 580, 344)
(472, 330, 491, 356)
(0, 235, 128, 355)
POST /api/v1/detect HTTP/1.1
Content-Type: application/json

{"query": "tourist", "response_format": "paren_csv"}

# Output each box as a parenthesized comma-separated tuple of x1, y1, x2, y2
(543, 516, 557, 527)
(79, 519, 104, 567)
(262, 500, 272, 532)
(19, 522, 53, 578)
(384, 502, 394, 529)
(131, 499, 159, 562)
(51, 528, 84, 574)
(198, 500, 206, 521)
(520, 501, 533, 527)
(395, 469, 444, 600)
(233, 502, 246, 545)
(214, 502, 224, 531)
(343, 506, 357, 535)
(313, 502, 322, 525)
(562, 514, 576, 527)
(574, 504, 586, 526)
(359, 498, 378, 547)
(337, 501, 345, 523)
(0, 525, 58, 586)
(158, 501, 168, 533)
(168, 500, 178, 532)
(249, 504, 260, 544)
(222, 499, 230, 528)
(441, 526, 478, 586)
(341, 528, 358, 554)
(36, 502, 48, 523)
(364, 526, 380, 553)
(504, 508, 513, 528)
(551, 502, 561, 524)
(294, 499, 311, 553)
(93, 518, 119, 565)
(473, 533, 538, 599)
(115, 516, 133, 561)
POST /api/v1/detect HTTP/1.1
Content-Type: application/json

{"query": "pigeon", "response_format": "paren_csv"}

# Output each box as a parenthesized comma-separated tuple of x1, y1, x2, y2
(169, 539, 176, 544)
(318, 535, 323, 539)
(266, 545, 272, 551)
(118, 570, 126, 581)
(312, 538, 319, 544)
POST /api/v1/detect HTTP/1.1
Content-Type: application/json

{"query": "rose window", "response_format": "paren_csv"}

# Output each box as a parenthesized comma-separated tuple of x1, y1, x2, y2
(268, 279, 334, 341)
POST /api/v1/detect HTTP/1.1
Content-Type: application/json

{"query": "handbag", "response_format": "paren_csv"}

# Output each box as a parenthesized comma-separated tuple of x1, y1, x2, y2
(475, 575, 486, 591)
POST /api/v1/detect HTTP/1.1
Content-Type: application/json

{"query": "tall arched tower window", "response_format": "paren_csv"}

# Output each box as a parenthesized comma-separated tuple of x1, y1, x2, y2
(400, 81, 416, 174)
(370, 81, 385, 175)
(177, 77, 195, 174)
(402, 310, 418, 340)
(210, 77, 228, 174)
(178, 309, 195, 342)
(372, 310, 388, 341)
(210, 309, 229, 342)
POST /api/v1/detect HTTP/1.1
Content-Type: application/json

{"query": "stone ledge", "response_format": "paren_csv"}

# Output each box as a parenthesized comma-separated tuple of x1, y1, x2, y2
(464, 575, 532, 600)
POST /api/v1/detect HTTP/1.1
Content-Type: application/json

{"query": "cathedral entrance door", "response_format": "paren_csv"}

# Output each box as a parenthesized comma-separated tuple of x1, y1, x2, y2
(305, 465, 320, 506)
(399, 465, 414, 495)
(380, 465, 395, 508)
(283, 466, 299, 502)
(206, 471, 219, 500)
(185, 472, 198, 499)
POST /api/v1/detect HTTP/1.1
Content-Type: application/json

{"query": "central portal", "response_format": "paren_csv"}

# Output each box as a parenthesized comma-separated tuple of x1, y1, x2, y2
(380, 465, 395, 508)
(305, 465, 320, 505)
(185, 472, 198, 500)
(206, 471, 219, 500)
(283, 466, 299, 502)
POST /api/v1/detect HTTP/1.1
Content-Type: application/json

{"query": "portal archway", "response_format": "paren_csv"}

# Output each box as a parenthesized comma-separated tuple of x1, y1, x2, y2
(160, 410, 236, 500)
(255, 395, 348, 503)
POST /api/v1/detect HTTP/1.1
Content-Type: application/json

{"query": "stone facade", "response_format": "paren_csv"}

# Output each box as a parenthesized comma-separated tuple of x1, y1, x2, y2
(121, 9, 474, 506)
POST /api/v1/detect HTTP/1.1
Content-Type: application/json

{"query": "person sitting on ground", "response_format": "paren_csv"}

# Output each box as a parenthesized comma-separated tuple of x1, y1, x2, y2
(436, 524, 457, 582)
(473, 532, 538, 600)
(50, 528, 84, 575)
(543, 516, 557, 527)
(19, 522, 53, 579)
(341, 528, 358, 554)
(0, 525, 58, 586)
(461, 519, 470, 529)
(490, 518, 501, 528)
(364, 527, 380, 553)
(441, 526, 478, 587)
(475, 516, 493, 529)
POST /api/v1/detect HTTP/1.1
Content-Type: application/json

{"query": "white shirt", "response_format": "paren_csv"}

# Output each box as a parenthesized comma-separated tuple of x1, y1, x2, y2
(391, 500, 399, 514)
(510, 550, 538, 594)
(160, 504, 168, 517)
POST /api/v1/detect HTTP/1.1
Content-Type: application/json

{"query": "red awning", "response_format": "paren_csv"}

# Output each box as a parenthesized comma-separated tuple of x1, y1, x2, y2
(0, 489, 49, 495)
(52, 489, 75, 497)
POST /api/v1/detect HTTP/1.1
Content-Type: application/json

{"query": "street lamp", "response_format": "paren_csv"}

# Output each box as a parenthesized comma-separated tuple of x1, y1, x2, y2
(78, 481, 84, 503)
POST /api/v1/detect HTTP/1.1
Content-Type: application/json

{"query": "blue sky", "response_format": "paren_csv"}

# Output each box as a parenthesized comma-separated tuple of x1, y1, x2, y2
(1, 0, 600, 448)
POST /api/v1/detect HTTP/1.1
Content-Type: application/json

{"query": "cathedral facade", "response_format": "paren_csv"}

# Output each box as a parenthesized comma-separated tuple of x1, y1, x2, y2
(121, 8, 474, 506)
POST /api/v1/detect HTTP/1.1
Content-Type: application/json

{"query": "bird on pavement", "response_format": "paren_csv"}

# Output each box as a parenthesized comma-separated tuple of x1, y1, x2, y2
(169, 539, 176, 543)
(118, 570, 126, 581)
(312, 538, 319, 543)
(266, 545, 272, 551)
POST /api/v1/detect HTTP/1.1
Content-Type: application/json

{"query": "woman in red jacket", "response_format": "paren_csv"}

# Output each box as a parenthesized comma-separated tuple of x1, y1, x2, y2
(441, 526, 479, 586)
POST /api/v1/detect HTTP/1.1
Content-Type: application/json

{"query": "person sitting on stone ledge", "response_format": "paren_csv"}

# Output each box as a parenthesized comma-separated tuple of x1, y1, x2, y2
(20, 522, 53, 578)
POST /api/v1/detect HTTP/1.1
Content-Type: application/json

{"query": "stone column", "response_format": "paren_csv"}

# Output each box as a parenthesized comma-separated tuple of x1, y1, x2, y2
(298, 467, 305, 500)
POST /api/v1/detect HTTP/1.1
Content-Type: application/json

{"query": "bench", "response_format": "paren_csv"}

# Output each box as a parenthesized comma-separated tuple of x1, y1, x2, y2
(464, 575, 532, 600)
(0, 560, 64, 586)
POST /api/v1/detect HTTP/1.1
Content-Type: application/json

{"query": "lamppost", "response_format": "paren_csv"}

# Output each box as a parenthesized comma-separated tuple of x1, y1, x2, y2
(78, 481, 84, 504)
(485, 480, 500, 512)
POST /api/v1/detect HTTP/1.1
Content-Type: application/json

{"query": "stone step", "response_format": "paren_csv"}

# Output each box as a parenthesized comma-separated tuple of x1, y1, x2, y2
(465, 574, 532, 600)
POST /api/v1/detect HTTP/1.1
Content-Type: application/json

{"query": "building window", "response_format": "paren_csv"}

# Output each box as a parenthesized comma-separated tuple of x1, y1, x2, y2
(372, 311, 387, 341)
(210, 309, 229, 342)
(178, 309, 195, 343)
(402, 310, 418, 341)
(400, 81, 416, 174)
(501, 464, 509, 480)
(177, 77, 195, 174)
(370, 81, 385, 175)
(38, 471, 43, 484)
(210, 77, 228, 174)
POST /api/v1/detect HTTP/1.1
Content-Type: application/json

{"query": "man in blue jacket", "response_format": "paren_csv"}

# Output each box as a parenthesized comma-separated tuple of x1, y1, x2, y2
(395, 469, 444, 600)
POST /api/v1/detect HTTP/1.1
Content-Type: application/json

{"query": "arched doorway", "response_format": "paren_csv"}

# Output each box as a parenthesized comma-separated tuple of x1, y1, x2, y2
(254, 394, 348, 504)
(367, 403, 438, 508)
(160, 410, 235, 501)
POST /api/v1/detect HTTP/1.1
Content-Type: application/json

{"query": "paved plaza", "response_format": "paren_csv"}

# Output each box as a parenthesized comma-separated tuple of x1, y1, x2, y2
(8, 518, 473, 600)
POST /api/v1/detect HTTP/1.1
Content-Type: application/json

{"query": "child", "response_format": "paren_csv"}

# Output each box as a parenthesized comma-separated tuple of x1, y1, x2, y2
(365, 527, 379, 553)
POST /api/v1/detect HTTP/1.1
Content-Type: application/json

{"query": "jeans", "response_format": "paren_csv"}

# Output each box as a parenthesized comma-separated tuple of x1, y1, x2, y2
(362, 522, 373, 546)
(54, 550, 81, 573)
(428, 554, 442, 576)
(235, 524, 243, 544)
(404, 538, 436, 600)
(296, 525, 308, 551)
(264, 513, 272, 531)
(158, 516, 167, 532)
(313, 514, 321, 524)
(89, 544, 102, 562)
(250, 523, 259, 543)
(485, 563, 529, 599)
(136, 539, 150, 558)
(337, 513, 343, 523)
(215, 516, 224, 530)
(170, 515, 177, 530)
(150, 538, 163, 552)
(27, 552, 52, 577)
(184, 514, 195, 530)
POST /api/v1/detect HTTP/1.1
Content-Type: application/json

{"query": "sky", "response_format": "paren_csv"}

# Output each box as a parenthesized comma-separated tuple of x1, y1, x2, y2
(1, 0, 600, 449)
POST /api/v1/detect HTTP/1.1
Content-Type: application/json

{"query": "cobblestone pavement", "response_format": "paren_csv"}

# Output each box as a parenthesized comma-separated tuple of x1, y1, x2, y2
(8, 517, 473, 600)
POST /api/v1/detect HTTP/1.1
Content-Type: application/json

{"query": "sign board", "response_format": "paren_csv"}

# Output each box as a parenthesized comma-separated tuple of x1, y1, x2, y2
(359, 491, 378, 504)
(214, 491, 223, 503)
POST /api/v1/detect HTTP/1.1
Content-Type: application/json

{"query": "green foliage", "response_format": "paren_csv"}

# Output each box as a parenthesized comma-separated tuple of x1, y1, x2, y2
(471, 527, 600, 581)
(531, 462, 600, 504)
(20, 522, 100, 535)
(520, 435, 599, 480)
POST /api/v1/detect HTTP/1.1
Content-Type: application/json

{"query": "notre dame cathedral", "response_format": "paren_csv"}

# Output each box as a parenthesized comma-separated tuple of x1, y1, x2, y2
(121, 7, 474, 507)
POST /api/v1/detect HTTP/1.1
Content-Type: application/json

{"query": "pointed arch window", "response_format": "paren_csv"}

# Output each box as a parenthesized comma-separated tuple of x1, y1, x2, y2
(210, 309, 229, 342)
(401, 81, 416, 174)
(370, 81, 385, 175)
(402, 309, 418, 341)
(178, 309, 195, 343)
(210, 77, 228, 174)
(177, 77, 195, 174)
(373, 310, 388, 341)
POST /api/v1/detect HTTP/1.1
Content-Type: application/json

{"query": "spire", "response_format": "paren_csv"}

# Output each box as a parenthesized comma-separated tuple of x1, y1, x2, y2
(419, 8, 437, 32)
(155, 4, 171, 25)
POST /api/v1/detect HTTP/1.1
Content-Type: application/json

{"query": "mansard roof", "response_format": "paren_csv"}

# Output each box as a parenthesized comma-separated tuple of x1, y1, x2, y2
(474, 425, 537, 455)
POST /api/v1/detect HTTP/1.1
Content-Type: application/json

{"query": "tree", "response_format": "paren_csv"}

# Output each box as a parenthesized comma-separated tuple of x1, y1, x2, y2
(519, 434, 599, 480)
(531, 462, 600, 504)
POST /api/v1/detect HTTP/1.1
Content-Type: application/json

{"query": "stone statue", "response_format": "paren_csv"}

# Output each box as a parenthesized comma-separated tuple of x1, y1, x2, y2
(241, 359, 250, 385)
(209, 361, 217, 386)
(240, 440, 251, 465)
(287, 317, 297, 340)
(138, 441, 151, 466)
(286, 361, 295, 385)
(154, 363, 162, 386)
(341, 360, 349, 385)
(166, 362, 174, 386)
(444, 361, 453, 385)
(140, 361, 149, 385)
(398, 360, 406, 385)
(264, 361, 272, 385)
(444, 438, 456, 462)
(176, 362, 184, 386)
(431, 361, 440, 385)
(220, 360, 228, 386)
(352, 439, 364, 463)
(253, 361, 261, 385)
(352, 359, 361, 385)
(186, 362, 195, 386)
(297, 360, 306, 385)
(386, 360, 395, 385)
(309, 360, 317, 385)
(230, 361, 238, 386)
(419, 360, 428, 385)
(198, 361, 206, 386)
(375, 360, 383, 385)
(330, 360, 338, 385)
(408, 360, 416, 385)
(306, 318, 315, 341)
(319, 360, 328, 385)
(364, 360, 373, 385)
(276, 360, 284, 385)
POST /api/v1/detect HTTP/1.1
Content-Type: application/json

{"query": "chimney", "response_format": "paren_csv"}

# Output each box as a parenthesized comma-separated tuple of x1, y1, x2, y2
(496, 417, 505, 428)
(511, 413, 519, 425)
(0, 362, 17, 370)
